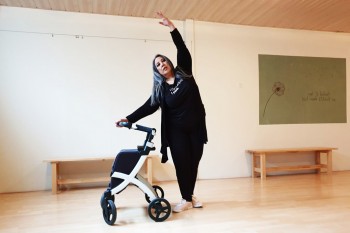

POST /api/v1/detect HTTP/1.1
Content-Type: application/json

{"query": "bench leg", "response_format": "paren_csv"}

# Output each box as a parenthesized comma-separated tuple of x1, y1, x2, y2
(252, 154, 257, 178)
(315, 151, 321, 173)
(259, 153, 266, 180)
(327, 150, 333, 175)
(51, 162, 58, 194)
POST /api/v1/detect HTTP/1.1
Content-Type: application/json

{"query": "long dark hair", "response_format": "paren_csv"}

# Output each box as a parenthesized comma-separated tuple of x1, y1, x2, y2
(150, 54, 192, 106)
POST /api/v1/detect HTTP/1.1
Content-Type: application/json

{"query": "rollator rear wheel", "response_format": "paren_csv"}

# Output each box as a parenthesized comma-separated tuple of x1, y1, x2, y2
(148, 198, 171, 222)
(145, 185, 164, 203)
(102, 200, 117, 225)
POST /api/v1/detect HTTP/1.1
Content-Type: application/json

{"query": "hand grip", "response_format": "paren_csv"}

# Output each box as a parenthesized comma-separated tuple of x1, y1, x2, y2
(118, 121, 132, 129)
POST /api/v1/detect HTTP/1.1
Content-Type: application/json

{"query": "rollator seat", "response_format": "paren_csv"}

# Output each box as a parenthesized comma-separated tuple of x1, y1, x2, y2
(110, 149, 142, 188)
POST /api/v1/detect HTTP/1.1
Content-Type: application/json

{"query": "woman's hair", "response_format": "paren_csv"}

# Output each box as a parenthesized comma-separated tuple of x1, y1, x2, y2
(150, 54, 192, 106)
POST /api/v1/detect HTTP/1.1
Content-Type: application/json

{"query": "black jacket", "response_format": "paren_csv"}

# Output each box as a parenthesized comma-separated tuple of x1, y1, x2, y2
(126, 28, 207, 163)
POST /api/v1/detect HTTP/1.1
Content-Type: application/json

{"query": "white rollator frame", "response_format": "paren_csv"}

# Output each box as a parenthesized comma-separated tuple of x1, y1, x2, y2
(100, 123, 171, 225)
(110, 156, 155, 199)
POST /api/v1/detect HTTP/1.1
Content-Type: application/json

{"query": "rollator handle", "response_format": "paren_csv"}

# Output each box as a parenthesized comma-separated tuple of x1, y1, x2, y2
(118, 121, 132, 129)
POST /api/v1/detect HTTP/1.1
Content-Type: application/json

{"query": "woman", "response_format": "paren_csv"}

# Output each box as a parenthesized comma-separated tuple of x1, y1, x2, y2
(116, 12, 207, 213)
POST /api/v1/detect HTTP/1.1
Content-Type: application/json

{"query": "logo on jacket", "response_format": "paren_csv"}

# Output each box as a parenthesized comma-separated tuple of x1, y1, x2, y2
(170, 79, 183, 95)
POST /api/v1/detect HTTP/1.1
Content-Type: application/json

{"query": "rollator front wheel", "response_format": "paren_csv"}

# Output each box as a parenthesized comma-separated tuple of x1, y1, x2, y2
(148, 198, 171, 222)
(102, 200, 117, 225)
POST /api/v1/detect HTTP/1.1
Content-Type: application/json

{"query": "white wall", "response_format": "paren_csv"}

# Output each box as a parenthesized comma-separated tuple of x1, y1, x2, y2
(1, 7, 350, 193)
(195, 22, 350, 179)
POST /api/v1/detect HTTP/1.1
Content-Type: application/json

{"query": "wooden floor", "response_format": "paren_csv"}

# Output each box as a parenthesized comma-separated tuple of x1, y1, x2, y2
(1, 171, 350, 233)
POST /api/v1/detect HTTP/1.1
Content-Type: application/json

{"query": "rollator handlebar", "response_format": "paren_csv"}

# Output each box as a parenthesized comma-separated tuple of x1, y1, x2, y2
(118, 122, 156, 155)
(118, 122, 154, 134)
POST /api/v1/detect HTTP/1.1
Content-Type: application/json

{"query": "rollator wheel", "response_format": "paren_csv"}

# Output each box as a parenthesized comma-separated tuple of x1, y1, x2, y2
(148, 198, 171, 222)
(145, 185, 164, 203)
(100, 191, 115, 208)
(102, 200, 117, 225)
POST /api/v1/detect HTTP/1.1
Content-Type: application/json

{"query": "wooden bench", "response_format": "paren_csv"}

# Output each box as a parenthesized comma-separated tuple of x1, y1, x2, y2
(44, 155, 156, 194)
(246, 147, 337, 180)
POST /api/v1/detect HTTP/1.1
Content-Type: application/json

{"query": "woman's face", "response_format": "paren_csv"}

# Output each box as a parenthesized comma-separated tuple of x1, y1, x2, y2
(155, 56, 173, 79)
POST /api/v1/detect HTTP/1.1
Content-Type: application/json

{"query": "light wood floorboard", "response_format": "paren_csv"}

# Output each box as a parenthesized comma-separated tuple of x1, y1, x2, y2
(1, 171, 350, 233)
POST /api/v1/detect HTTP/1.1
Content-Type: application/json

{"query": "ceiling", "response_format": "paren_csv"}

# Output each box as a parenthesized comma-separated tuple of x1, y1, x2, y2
(1, 0, 350, 33)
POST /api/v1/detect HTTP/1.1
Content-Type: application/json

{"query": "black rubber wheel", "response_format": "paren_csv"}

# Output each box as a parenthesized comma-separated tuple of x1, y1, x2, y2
(102, 199, 117, 225)
(145, 185, 164, 203)
(148, 198, 171, 222)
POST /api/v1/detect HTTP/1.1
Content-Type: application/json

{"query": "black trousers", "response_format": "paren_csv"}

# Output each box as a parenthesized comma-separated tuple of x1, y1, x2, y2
(167, 125, 204, 202)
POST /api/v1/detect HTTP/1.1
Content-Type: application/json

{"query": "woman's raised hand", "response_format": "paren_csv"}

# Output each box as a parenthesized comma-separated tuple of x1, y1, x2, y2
(156, 11, 175, 31)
